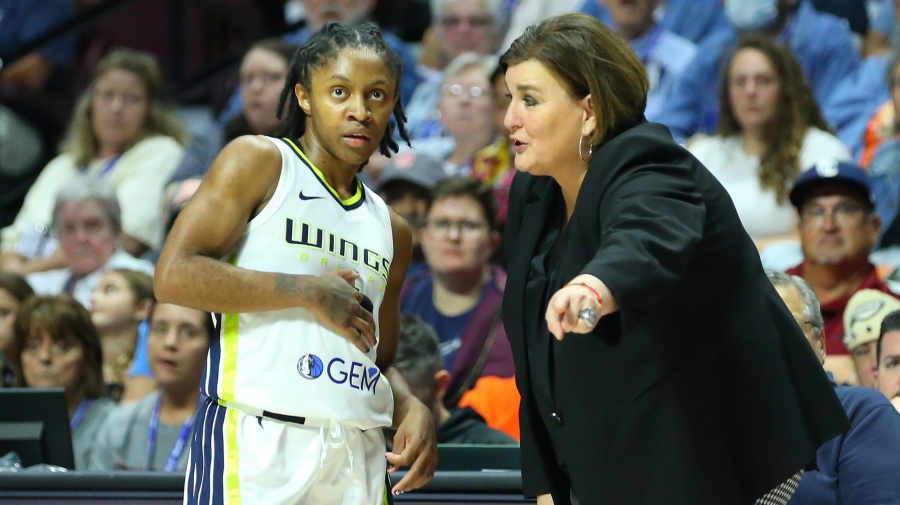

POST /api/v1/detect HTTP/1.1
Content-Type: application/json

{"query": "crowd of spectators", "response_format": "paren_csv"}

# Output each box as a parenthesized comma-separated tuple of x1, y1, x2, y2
(1, 0, 899, 493)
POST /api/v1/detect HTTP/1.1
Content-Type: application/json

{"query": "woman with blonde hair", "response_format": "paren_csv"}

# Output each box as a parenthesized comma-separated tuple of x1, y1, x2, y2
(0, 48, 189, 273)
(688, 35, 849, 250)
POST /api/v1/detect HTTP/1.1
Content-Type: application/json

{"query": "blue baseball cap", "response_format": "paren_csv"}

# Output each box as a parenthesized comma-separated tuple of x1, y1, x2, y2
(789, 158, 875, 209)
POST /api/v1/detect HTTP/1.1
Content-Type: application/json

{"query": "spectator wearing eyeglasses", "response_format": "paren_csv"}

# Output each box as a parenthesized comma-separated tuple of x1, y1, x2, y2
(768, 271, 900, 505)
(437, 54, 498, 176)
(786, 159, 899, 383)
(399, 177, 517, 437)
(405, 0, 505, 140)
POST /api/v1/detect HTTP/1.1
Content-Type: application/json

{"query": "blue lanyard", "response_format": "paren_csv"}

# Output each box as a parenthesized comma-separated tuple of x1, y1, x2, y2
(80, 154, 121, 177)
(147, 396, 196, 472)
(69, 400, 91, 432)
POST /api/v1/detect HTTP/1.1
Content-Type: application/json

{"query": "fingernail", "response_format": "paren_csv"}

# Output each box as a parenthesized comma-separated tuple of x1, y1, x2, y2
(394, 490, 404, 496)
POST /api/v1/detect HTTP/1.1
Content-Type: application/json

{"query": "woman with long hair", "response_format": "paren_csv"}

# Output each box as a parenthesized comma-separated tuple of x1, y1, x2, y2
(688, 35, 849, 250)
(9, 295, 115, 469)
(0, 49, 189, 273)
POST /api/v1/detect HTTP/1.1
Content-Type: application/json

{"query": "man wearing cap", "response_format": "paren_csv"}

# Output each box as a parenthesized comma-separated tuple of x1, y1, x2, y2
(377, 151, 448, 280)
(768, 271, 900, 505)
(787, 159, 899, 362)
(843, 289, 900, 387)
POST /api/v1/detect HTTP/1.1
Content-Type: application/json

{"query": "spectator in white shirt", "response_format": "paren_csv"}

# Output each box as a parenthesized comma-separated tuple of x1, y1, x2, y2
(689, 34, 849, 252)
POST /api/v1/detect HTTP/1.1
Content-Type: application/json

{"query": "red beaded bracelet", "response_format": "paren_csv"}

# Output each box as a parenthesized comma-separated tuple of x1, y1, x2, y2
(565, 282, 603, 305)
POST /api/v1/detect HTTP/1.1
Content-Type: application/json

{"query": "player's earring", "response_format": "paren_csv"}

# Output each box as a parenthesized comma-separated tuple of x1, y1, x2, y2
(578, 134, 593, 161)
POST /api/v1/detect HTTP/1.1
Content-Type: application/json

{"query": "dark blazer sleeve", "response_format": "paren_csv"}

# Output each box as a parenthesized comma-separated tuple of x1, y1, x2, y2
(581, 159, 706, 311)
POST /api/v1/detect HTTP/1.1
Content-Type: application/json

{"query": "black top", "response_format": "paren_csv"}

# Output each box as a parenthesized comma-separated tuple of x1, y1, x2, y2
(502, 121, 850, 505)
(437, 407, 518, 445)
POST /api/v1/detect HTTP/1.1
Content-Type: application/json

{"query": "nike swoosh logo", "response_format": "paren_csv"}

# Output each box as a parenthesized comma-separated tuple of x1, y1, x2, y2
(298, 191, 324, 201)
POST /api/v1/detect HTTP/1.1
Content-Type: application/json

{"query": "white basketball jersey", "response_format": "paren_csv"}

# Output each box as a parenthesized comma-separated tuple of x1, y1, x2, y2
(201, 137, 395, 430)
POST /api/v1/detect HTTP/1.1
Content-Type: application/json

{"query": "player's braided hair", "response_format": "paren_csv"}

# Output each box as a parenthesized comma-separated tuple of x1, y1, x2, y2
(276, 22, 410, 157)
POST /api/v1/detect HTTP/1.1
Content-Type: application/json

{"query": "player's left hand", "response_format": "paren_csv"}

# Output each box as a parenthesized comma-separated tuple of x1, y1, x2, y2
(385, 399, 437, 495)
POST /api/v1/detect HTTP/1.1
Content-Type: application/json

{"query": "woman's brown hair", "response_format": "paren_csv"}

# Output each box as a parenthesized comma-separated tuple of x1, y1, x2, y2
(107, 268, 155, 307)
(500, 13, 649, 148)
(9, 296, 105, 400)
(0, 272, 35, 303)
(62, 48, 190, 166)
(717, 34, 830, 204)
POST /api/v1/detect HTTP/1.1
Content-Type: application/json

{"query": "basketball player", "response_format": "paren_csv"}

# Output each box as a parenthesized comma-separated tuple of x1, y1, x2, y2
(155, 23, 438, 504)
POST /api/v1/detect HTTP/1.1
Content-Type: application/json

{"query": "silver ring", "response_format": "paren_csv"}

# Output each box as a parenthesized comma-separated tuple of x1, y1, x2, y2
(578, 307, 598, 328)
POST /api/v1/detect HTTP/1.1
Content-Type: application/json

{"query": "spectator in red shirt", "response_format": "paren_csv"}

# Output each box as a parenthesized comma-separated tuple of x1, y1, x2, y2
(787, 159, 898, 378)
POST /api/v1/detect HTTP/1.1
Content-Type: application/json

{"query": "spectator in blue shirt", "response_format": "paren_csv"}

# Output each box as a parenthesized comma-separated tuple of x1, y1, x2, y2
(0, 0, 79, 226)
(218, 0, 420, 123)
(822, 0, 899, 160)
(0, 0, 77, 93)
(655, 0, 861, 142)
(769, 271, 900, 505)
(822, 53, 892, 161)
(580, 0, 728, 45)
(598, 0, 697, 122)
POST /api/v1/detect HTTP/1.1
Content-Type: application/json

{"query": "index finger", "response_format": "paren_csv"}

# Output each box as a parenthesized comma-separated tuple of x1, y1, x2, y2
(389, 444, 435, 494)
(385, 436, 418, 470)
(336, 269, 360, 283)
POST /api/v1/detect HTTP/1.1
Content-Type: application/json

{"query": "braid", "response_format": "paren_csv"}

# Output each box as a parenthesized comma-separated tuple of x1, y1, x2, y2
(275, 22, 410, 158)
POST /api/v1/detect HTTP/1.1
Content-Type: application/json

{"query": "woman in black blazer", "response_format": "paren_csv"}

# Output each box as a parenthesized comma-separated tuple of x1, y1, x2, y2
(500, 14, 849, 505)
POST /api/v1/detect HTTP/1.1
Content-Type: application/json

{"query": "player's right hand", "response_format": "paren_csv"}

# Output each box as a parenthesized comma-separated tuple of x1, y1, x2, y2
(308, 270, 377, 353)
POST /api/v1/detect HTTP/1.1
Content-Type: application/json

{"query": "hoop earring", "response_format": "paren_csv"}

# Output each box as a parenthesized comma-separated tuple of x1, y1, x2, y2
(578, 135, 593, 161)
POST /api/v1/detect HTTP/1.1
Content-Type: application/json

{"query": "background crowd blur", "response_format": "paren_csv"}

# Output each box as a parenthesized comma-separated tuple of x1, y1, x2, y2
(1, 0, 899, 486)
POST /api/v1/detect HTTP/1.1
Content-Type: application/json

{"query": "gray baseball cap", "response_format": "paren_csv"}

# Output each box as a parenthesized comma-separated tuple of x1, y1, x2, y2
(378, 151, 447, 192)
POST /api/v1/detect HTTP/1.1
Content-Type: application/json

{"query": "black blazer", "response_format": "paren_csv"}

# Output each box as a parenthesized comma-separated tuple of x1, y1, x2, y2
(503, 122, 849, 505)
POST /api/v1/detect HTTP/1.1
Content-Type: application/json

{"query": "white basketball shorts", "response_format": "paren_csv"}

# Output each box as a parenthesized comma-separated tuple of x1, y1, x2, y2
(184, 397, 391, 505)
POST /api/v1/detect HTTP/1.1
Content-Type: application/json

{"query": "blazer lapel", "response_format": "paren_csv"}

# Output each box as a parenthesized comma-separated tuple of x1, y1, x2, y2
(506, 178, 558, 345)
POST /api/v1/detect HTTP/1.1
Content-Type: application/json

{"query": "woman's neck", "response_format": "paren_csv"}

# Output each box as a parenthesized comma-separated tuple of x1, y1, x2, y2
(432, 267, 490, 316)
(448, 132, 494, 166)
(97, 142, 123, 160)
(299, 136, 359, 199)
(66, 391, 85, 418)
(158, 386, 200, 425)
(553, 161, 590, 221)
(742, 129, 769, 157)
(100, 326, 139, 383)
